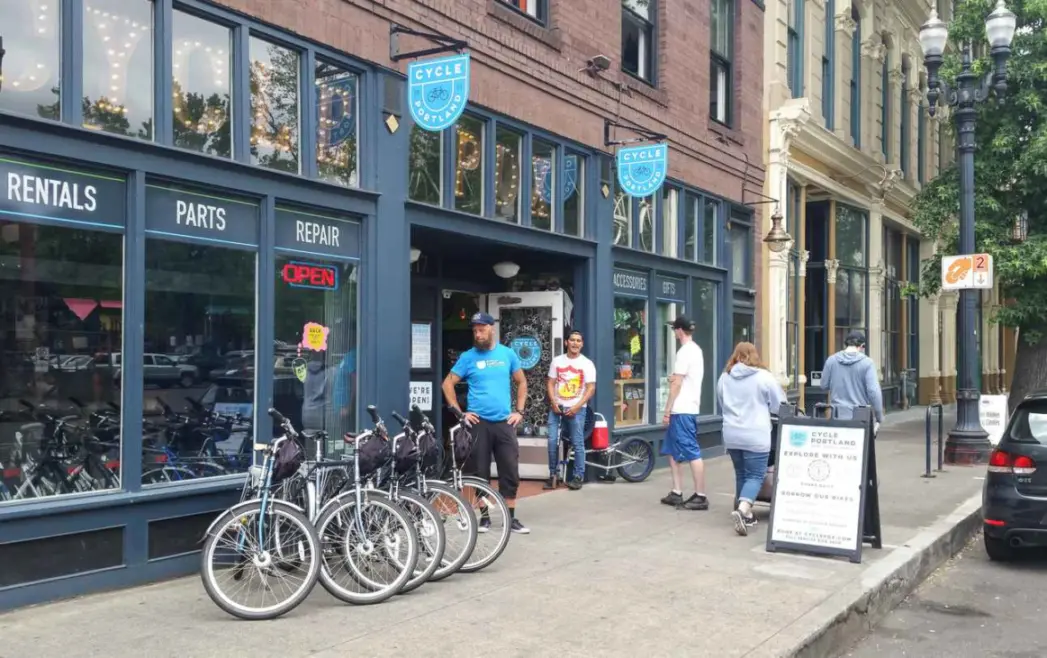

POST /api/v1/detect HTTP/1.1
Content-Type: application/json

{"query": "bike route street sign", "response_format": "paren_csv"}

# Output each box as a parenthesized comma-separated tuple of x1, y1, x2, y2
(941, 253, 993, 291)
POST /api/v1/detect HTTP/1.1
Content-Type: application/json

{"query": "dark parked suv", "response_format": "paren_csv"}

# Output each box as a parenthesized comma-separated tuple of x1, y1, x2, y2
(982, 390, 1047, 561)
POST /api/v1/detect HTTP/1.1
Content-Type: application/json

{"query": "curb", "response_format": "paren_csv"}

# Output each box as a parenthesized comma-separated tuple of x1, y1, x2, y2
(747, 492, 983, 658)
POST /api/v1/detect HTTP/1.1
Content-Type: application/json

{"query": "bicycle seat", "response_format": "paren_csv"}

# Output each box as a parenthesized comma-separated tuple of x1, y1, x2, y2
(302, 430, 327, 442)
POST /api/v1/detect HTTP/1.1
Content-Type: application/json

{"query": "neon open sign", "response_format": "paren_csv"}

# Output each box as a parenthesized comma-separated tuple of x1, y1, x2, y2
(281, 261, 339, 291)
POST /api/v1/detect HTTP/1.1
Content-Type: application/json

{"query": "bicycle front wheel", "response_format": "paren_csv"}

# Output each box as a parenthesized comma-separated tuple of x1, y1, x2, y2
(200, 500, 320, 620)
(391, 490, 446, 594)
(456, 477, 511, 573)
(423, 482, 478, 581)
(315, 491, 419, 605)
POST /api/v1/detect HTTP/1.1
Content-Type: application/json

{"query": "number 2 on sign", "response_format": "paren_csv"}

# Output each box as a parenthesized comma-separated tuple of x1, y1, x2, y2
(973, 255, 989, 273)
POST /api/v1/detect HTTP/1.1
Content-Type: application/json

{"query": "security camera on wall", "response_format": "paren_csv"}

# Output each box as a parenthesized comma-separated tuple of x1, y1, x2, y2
(581, 54, 611, 77)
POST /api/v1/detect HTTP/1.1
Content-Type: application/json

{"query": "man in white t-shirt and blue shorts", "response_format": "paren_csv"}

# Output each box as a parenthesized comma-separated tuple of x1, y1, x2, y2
(659, 316, 709, 511)
(544, 329, 596, 491)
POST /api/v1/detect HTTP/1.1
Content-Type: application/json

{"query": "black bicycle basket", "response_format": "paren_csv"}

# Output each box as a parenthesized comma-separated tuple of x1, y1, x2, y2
(417, 429, 441, 470)
(271, 437, 304, 484)
(355, 433, 392, 477)
(393, 434, 420, 475)
(451, 424, 475, 465)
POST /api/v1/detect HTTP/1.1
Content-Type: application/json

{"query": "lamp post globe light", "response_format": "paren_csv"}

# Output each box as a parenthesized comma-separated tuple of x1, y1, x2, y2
(919, 0, 1017, 465)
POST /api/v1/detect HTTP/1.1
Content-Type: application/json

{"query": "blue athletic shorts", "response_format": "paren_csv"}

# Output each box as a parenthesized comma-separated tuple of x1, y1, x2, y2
(661, 413, 701, 462)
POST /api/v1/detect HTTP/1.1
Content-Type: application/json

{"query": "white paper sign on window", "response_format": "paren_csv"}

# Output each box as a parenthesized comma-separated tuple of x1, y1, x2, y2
(410, 381, 433, 411)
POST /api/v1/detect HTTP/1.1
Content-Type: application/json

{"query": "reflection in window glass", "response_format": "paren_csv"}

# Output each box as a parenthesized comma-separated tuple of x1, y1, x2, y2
(613, 184, 631, 247)
(250, 38, 300, 173)
(0, 221, 123, 502)
(455, 116, 484, 215)
(143, 240, 255, 484)
(494, 128, 521, 222)
(834, 269, 866, 347)
(172, 10, 232, 158)
(835, 204, 867, 267)
(82, 0, 153, 140)
(692, 280, 718, 414)
(315, 62, 358, 187)
(661, 188, 678, 257)
(563, 154, 584, 236)
(730, 224, 750, 285)
(656, 301, 681, 414)
(531, 139, 555, 230)
(639, 195, 655, 252)
(613, 296, 647, 426)
(684, 194, 698, 260)
(408, 125, 441, 205)
(274, 252, 358, 457)
(702, 199, 719, 264)
(733, 312, 753, 344)
(0, 0, 61, 119)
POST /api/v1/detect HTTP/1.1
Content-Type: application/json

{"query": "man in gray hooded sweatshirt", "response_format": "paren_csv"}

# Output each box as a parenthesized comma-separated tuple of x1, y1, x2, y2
(819, 331, 884, 432)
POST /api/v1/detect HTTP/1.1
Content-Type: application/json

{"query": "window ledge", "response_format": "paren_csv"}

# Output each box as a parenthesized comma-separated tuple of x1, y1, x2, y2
(708, 119, 747, 150)
(487, 1, 562, 51)
(620, 74, 668, 107)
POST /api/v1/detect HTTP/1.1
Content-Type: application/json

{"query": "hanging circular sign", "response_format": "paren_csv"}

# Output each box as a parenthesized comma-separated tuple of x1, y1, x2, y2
(510, 336, 542, 370)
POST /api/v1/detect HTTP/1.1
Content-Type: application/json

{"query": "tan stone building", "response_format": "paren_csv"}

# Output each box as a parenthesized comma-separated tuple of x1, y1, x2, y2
(758, 0, 1010, 413)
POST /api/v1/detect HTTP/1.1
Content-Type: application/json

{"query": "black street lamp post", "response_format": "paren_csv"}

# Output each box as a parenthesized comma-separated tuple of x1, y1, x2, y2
(919, 0, 1017, 465)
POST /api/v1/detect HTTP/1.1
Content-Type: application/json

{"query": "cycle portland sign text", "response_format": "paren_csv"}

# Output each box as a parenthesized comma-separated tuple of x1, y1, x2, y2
(408, 53, 471, 132)
(617, 143, 669, 197)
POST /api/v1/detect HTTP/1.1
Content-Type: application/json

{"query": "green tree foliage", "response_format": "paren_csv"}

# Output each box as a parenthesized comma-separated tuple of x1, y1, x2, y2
(909, 0, 1047, 405)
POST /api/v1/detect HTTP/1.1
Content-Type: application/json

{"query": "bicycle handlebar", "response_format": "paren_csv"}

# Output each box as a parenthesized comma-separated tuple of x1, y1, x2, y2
(391, 410, 408, 428)
(267, 407, 286, 424)
(366, 405, 380, 424)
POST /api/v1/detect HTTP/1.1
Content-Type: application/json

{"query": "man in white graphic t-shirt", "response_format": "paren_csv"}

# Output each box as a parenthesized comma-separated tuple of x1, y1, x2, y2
(545, 329, 596, 490)
(659, 316, 708, 511)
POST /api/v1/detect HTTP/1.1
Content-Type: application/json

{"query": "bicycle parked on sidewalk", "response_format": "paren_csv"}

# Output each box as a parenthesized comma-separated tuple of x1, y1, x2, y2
(550, 408, 655, 487)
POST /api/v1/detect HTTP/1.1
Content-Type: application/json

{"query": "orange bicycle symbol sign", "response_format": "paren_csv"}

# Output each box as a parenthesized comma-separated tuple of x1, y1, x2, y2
(941, 254, 993, 290)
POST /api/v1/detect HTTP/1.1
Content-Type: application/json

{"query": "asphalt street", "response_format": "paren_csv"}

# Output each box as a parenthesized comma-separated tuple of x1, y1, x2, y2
(841, 535, 1047, 658)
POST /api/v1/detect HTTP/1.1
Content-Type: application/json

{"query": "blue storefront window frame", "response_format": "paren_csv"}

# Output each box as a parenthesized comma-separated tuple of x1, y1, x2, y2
(27, 0, 375, 190)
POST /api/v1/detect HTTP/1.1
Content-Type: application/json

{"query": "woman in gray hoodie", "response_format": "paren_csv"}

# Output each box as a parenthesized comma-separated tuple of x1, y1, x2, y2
(716, 342, 786, 536)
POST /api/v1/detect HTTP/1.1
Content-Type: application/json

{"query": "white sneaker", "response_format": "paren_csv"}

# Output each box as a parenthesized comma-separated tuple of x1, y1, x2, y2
(731, 510, 757, 536)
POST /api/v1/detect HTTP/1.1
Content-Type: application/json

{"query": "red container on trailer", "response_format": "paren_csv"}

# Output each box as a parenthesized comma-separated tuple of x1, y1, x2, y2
(591, 413, 610, 450)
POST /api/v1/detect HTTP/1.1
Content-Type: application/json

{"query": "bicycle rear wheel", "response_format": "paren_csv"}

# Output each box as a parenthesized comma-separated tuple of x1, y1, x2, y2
(616, 438, 655, 482)
(315, 491, 419, 605)
(200, 500, 320, 620)
(456, 477, 511, 573)
(389, 490, 446, 594)
(422, 482, 477, 581)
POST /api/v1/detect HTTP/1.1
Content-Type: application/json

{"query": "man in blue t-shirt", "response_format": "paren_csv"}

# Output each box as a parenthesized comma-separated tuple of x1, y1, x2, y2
(441, 312, 530, 535)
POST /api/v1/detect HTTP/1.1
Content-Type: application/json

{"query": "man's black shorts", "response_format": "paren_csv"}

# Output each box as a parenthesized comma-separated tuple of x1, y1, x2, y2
(466, 419, 520, 500)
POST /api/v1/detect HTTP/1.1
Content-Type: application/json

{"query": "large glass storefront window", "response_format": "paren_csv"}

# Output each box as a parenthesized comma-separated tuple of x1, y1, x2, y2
(0, 0, 62, 120)
(531, 139, 555, 230)
(613, 183, 631, 247)
(563, 154, 584, 236)
(613, 296, 647, 426)
(455, 115, 484, 215)
(494, 128, 522, 223)
(883, 227, 904, 389)
(639, 195, 655, 252)
(273, 252, 358, 458)
(834, 205, 868, 348)
(0, 221, 124, 502)
(250, 37, 300, 174)
(143, 239, 256, 484)
(692, 280, 718, 414)
(82, 0, 154, 140)
(409, 125, 442, 205)
(315, 61, 358, 188)
(661, 188, 678, 257)
(172, 10, 232, 158)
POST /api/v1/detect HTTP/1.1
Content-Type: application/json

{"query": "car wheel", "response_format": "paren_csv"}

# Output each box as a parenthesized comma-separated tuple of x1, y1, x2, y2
(984, 533, 1016, 562)
(180, 373, 195, 388)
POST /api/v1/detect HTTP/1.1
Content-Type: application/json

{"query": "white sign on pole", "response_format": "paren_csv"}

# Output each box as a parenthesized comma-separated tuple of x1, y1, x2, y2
(941, 253, 994, 291)
(979, 394, 1010, 446)
(409, 381, 433, 411)
(769, 423, 867, 552)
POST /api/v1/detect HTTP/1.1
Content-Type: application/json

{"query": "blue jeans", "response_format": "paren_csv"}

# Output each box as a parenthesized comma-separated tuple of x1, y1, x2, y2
(728, 449, 770, 505)
(548, 410, 586, 480)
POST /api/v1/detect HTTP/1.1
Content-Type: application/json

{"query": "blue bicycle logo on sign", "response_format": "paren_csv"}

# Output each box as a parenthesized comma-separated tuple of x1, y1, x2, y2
(510, 336, 542, 370)
(616, 143, 668, 197)
(408, 53, 471, 132)
(788, 428, 809, 448)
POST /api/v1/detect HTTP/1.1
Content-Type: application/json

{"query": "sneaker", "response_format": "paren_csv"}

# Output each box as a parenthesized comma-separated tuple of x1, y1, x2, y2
(677, 493, 710, 511)
(568, 477, 583, 491)
(660, 491, 684, 506)
(731, 510, 758, 536)
(478, 513, 491, 534)
(597, 473, 617, 483)
(543, 477, 557, 490)
(511, 518, 530, 534)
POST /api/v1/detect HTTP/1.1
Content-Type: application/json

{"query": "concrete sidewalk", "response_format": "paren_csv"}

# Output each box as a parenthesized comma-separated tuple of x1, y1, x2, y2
(0, 409, 984, 658)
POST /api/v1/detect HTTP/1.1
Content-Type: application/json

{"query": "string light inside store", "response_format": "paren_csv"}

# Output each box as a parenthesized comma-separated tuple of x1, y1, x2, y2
(6, 2, 55, 93)
(172, 38, 228, 134)
(83, 4, 149, 117)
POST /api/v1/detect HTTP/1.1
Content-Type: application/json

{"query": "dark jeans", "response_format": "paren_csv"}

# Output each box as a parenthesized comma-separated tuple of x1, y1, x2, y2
(728, 448, 770, 505)
(548, 410, 586, 480)
(466, 419, 521, 500)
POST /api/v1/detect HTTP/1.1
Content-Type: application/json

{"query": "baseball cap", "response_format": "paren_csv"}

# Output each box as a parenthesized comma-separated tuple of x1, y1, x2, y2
(470, 312, 495, 326)
(671, 315, 695, 331)
(844, 330, 867, 347)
